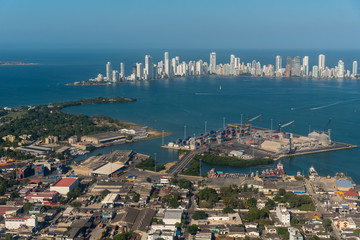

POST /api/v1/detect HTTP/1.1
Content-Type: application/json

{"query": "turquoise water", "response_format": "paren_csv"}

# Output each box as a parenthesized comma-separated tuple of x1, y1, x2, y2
(0, 49, 359, 181)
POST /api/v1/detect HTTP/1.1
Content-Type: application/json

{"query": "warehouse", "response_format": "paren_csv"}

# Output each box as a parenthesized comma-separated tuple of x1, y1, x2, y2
(90, 163, 125, 177)
(50, 177, 79, 195)
(102, 193, 120, 208)
(81, 131, 126, 144)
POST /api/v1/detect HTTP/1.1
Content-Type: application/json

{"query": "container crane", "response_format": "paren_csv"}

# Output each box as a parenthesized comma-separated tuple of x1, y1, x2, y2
(278, 120, 295, 132)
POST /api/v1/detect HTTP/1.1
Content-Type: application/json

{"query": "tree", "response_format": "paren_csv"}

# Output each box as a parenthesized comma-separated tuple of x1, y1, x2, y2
(5, 233, 13, 240)
(175, 222, 182, 228)
(70, 201, 81, 208)
(245, 198, 257, 209)
(101, 189, 110, 197)
(192, 211, 207, 220)
(222, 207, 235, 214)
(265, 199, 276, 210)
(187, 224, 198, 235)
(198, 188, 218, 202)
(146, 177, 152, 183)
(277, 227, 288, 235)
(279, 188, 286, 196)
(291, 217, 299, 226)
(354, 229, 360, 235)
(309, 236, 320, 240)
(113, 231, 137, 240)
(323, 218, 333, 232)
(23, 202, 33, 212)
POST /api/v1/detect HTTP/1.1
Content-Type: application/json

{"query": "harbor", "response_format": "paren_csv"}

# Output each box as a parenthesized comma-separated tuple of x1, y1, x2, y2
(163, 117, 358, 163)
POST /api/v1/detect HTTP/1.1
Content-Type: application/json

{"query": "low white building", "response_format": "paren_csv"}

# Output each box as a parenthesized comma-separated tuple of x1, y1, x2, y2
(288, 227, 303, 240)
(102, 193, 119, 208)
(276, 204, 290, 225)
(5, 215, 38, 230)
(50, 177, 79, 195)
(147, 230, 175, 240)
(163, 209, 183, 225)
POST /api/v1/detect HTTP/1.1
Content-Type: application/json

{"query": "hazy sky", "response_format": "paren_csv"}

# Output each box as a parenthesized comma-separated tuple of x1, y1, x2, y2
(1, 0, 360, 49)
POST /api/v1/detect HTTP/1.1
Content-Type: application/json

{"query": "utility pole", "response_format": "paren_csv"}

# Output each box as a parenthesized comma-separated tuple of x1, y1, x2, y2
(223, 117, 226, 129)
(184, 125, 187, 139)
(204, 121, 207, 134)
(271, 119, 273, 138)
(200, 159, 202, 177)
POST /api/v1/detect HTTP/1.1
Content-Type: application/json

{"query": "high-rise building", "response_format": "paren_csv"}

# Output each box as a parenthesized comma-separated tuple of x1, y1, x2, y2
(318, 54, 325, 71)
(164, 52, 170, 77)
(276, 56, 282, 72)
(112, 70, 119, 82)
(337, 60, 345, 78)
(136, 63, 144, 80)
(353, 61, 358, 76)
(120, 62, 125, 79)
(145, 55, 153, 80)
(106, 62, 112, 81)
(291, 56, 301, 77)
(303, 56, 309, 76)
(312, 65, 319, 78)
(210, 52, 216, 74)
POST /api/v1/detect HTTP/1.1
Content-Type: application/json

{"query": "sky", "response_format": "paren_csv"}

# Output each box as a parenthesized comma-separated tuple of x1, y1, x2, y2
(0, 0, 360, 50)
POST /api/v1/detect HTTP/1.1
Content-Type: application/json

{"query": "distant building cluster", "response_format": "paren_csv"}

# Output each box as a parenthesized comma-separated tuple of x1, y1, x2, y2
(92, 52, 359, 82)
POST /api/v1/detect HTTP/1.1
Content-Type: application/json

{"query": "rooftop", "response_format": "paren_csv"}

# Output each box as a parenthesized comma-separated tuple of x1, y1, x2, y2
(53, 177, 78, 187)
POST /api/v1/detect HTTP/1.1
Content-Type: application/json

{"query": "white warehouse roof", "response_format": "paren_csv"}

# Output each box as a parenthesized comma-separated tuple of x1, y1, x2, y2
(91, 163, 124, 176)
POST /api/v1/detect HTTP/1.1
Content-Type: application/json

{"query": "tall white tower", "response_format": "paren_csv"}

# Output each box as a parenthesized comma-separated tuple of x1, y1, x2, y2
(353, 61, 358, 76)
(120, 62, 125, 79)
(106, 62, 112, 81)
(303, 56, 309, 76)
(337, 60, 345, 78)
(276, 55, 282, 72)
(145, 55, 153, 80)
(318, 54, 325, 70)
(210, 52, 216, 74)
(164, 52, 170, 77)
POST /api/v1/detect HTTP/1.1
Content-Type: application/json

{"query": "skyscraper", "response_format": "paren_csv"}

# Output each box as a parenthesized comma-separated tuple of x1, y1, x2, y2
(210, 52, 216, 74)
(120, 62, 125, 79)
(291, 56, 301, 77)
(353, 61, 358, 76)
(145, 55, 153, 80)
(112, 70, 119, 82)
(303, 56, 309, 76)
(312, 65, 319, 78)
(337, 60, 345, 78)
(318, 54, 325, 70)
(276, 56, 282, 72)
(106, 62, 112, 81)
(164, 52, 170, 77)
(136, 63, 144, 80)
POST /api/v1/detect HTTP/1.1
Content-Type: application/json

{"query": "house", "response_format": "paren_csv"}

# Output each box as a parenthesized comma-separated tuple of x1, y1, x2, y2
(50, 177, 79, 195)
(276, 204, 290, 225)
(335, 180, 354, 191)
(344, 188, 359, 200)
(227, 226, 246, 238)
(288, 227, 303, 240)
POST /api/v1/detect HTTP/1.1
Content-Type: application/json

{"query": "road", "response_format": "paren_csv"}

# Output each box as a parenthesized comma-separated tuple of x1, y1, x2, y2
(168, 149, 204, 176)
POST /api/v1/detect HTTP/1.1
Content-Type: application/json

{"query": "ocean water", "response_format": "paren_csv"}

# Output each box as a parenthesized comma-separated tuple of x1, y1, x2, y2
(0, 49, 359, 181)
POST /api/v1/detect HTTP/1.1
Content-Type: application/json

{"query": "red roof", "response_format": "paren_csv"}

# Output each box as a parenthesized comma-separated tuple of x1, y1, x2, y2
(344, 188, 359, 197)
(53, 178, 78, 187)
(0, 206, 18, 215)
(26, 191, 58, 199)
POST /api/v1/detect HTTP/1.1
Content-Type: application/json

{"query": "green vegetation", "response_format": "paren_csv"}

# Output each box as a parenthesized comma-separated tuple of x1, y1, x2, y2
(170, 178, 193, 190)
(23, 202, 33, 212)
(291, 217, 299, 226)
(354, 229, 360, 235)
(294, 175, 304, 181)
(136, 158, 165, 172)
(194, 154, 273, 168)
(323, 218, 333, 232)
(244, 207, 269, 222)
(162, 193, 180, 208)
(187, 224, 199, 235)
(113, 231, 138, 240)
(69, 201, 81, 208)
(276, 227, 289, 238)
(274, 190, 315, 211)
(54, 96, 135, 109)
(67, 186, 83, 199)
(265, 199, 276, 210)
(222, 207, 235, 213)
(192, 211, 207, 220)
(5, 233, 13, 240)
(245, 198, 257, 209)
(182, 159, 200, 176)
(198, 187, 219, 208)
(308, 235, 321, 240)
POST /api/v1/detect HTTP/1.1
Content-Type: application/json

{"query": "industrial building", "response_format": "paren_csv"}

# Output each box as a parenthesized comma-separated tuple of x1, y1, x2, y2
(25, 191, 59, 203)
(50, 177, 79, 195)
(16, 145, 53, 156)
(101, 193, 120, 208)
(80, 131, 126, 144)
(163, 209, 183, 226)
(5, 215, 38, 230)
(90, 162, 125, 177)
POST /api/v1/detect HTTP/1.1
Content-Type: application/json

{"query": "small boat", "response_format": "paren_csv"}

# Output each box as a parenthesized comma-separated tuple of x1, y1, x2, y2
(219, 85, 222, 90)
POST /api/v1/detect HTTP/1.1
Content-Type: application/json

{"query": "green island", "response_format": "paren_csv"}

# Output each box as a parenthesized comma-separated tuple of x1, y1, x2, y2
(194, 153, 273, 168)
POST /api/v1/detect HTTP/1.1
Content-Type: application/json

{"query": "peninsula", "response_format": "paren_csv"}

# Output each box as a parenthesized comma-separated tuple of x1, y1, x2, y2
(0, 61, 39, 66)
